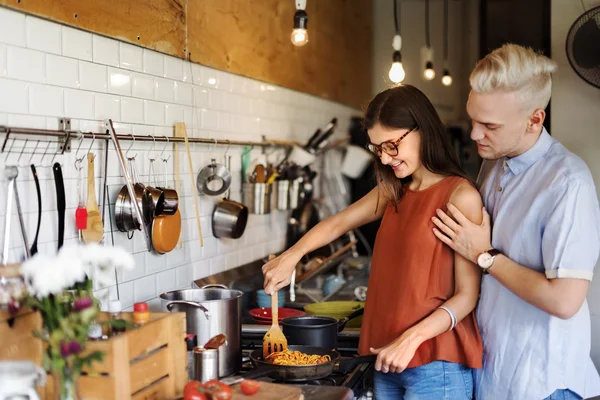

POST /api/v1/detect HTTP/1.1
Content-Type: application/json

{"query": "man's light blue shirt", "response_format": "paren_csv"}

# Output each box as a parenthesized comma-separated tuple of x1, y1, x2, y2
(475, 128, 600, 399)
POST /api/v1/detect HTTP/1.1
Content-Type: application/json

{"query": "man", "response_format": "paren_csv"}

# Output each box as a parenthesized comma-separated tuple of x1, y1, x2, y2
(432, 43, 600, 400)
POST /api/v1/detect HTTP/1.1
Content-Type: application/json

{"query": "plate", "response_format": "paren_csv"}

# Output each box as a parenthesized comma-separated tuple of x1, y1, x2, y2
(249, 307, 306, 322)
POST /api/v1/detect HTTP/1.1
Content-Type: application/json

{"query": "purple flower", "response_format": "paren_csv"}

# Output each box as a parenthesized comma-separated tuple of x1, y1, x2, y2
(60, 341, 71, 357)
(73, 296, 93, 312)
(8, 299, 21, 315)
(69, 341, 82, 354)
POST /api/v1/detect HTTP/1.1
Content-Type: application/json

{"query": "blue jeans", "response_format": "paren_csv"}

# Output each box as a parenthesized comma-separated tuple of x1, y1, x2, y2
(543, 389, 582, 400)
(374, 360, 474, 400)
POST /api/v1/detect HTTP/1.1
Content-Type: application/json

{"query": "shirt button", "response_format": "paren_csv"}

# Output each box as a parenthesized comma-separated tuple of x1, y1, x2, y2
(497, 186, 502, 192)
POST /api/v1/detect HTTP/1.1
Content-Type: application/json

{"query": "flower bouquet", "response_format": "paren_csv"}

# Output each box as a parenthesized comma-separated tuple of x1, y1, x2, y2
(15, 243, 134, 400)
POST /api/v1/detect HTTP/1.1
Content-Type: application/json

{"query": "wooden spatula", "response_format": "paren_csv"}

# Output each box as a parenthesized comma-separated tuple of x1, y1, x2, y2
(82, 153, 104, 243)
(263, 254, 288, 358)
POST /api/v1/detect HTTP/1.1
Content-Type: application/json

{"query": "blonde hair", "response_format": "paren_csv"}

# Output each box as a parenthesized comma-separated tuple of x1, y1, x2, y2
(470, 43, 557, 112)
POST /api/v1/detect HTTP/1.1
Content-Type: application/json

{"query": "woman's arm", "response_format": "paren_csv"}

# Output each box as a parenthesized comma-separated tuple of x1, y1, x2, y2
(371, 182, 483, 373)
(263, 187, 386, 294)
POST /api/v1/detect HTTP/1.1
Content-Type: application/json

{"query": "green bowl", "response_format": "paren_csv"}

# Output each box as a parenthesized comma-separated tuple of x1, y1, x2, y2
(304, 301, 365, 328)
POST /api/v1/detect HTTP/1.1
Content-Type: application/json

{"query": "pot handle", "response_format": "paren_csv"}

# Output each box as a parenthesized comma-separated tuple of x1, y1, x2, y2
(166, 300, 211, 320)
(337, 307, 365, 332)
(335, 355, 378, 373)
(201, 283, 228, 290)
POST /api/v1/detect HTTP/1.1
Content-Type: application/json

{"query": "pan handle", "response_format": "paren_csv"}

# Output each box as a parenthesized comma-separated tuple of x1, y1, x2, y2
(201, 284, 228, 290)
(166, 300, 211, 320)
(221, 365, 276, 386)
(335, 355, 377, 374)
(337, 307, 365, 332)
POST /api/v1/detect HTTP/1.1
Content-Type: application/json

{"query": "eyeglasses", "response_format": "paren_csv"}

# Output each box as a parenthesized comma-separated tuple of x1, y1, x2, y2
(367, 127, 416, 157)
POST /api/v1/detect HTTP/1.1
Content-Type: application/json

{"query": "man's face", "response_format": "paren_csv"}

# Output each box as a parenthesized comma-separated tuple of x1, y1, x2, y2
(466, 90, 530, 160)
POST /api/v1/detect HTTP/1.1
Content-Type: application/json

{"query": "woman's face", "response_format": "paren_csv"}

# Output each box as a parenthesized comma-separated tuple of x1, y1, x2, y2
(367, 123, 422, 179)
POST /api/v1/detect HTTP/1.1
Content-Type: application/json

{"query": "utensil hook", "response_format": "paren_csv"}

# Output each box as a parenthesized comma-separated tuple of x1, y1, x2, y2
(210, 138, 218, 152)
(223, 140, 231, 163)
(27, 140, 41, 165)
(159, 136, 170, 162)
(74, 133, 95, 170)
(38, 141, 52, 167)
(148, 134, 157, 161)
(17, 139, 29, 167)
(125, 133, 137, 159)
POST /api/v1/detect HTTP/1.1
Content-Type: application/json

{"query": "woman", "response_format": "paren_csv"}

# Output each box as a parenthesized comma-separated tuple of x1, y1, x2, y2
(263, 85, 483, 399)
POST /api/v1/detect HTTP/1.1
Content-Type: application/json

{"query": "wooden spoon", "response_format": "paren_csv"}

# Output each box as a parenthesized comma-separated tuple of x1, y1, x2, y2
(262, 254, 288, 358)
(82, 153, 104, 243)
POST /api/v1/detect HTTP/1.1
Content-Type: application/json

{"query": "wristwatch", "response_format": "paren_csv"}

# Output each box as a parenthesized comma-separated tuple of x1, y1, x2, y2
(477, 249, 501, 273)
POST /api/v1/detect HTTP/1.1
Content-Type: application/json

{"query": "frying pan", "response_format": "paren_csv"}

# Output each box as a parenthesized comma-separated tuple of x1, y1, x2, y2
(224, 345, 375, 383)
(152, 208, 181, 254)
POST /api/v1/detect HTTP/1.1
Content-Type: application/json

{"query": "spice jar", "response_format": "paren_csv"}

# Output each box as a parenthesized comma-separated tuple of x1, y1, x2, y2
(133, 302, 150, 325)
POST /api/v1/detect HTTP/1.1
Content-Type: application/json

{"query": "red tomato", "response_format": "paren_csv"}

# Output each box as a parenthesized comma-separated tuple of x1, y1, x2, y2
(183, 380, 208, 400)
(240, 380, 261, 395)
(204, 379, 232, 400)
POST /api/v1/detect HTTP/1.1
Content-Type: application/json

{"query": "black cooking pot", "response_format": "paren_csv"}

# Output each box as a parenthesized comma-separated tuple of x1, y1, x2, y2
(281, 307, 364, 349)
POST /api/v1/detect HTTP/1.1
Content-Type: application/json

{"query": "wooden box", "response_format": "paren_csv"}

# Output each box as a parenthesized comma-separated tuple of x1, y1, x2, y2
(44, 311, 187, 400)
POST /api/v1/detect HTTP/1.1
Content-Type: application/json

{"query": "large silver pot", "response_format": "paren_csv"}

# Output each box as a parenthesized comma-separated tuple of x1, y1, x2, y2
(160, 284, 243, 377)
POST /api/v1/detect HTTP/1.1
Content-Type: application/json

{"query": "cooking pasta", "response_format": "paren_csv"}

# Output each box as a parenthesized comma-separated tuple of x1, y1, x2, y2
(265, 350, 331, 366)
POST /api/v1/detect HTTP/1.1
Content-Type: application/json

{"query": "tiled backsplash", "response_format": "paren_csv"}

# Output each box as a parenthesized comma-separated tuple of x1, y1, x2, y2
(0, 7, 359, 311)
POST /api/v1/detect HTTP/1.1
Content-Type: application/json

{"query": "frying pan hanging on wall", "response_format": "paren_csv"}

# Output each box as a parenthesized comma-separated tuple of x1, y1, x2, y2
(566, 5, 600, 89)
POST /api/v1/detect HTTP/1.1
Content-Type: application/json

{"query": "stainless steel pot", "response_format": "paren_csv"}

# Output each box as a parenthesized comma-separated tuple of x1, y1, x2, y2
(160, 284, 243, 377)
(212, 199, 248, 239)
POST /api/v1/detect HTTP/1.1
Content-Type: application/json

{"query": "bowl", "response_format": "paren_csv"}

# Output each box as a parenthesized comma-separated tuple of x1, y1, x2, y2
(249, 307, 306, 324)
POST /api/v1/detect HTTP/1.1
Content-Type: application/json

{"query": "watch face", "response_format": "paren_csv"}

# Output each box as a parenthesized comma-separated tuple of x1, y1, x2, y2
(478, 253, 493, 268)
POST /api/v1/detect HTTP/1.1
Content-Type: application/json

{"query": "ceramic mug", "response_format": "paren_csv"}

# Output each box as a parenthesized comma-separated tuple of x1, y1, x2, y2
(322, 274, 346, 297)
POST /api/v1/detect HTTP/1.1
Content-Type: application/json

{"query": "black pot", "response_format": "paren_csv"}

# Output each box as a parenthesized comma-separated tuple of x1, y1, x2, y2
(281, 308, 364, 349)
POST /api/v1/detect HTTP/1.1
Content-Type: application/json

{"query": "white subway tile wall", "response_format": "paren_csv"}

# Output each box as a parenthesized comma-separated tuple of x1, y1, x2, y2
(0, 7, 358, 311)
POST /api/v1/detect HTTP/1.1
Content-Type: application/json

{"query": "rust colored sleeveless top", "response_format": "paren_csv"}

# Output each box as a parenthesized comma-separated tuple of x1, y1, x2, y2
(358, 176, 483, 369)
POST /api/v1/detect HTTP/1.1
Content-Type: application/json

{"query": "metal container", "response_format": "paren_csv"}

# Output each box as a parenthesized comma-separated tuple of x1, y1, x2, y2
(212, 199, 248, 239)
(193, 347, 219, 383)
(160, 284, 243, 378)
(242, 183, 272, 215)
(272, 180, 291, 211)
(289, 178, 302, 210)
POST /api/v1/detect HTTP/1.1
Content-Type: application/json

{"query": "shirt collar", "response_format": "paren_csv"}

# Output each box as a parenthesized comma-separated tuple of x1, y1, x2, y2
(504, 127, 554, 175)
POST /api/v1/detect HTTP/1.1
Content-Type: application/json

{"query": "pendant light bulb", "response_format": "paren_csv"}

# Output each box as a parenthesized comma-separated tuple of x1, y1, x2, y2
(442, 69, 453, 86)
(424, 61, 435, 80)
(291, 1, 309, 47)
(389, 50, 405, 84)
(291, 28, 308, 46)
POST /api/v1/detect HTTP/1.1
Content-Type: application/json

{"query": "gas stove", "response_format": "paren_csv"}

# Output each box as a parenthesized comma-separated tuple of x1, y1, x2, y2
(240, 325, 374, 400)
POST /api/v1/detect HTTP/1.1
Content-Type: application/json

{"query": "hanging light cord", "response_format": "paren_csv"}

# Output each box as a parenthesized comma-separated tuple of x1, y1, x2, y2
(443, 0, 448, 64)
(425, 0, 431, 48)
(393, 0, 400, 35)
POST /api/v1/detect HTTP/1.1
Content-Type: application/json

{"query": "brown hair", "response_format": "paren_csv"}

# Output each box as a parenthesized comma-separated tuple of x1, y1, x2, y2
(363, 84, 471, 207)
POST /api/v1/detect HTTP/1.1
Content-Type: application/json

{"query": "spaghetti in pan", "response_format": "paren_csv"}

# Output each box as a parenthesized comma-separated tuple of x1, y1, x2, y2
(265, 349, 332, 366)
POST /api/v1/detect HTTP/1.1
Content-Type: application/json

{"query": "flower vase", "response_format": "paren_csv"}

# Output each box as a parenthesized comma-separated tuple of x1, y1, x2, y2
(54, 373, 81, 400)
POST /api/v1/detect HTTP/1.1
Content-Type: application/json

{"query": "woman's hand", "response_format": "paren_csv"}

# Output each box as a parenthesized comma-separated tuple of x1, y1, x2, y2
(262, 250, 303, 295)
(369, 329, 423, 374)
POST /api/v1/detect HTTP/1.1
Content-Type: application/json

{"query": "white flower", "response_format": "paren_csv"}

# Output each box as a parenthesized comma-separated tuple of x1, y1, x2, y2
(20, 252, 85, 298)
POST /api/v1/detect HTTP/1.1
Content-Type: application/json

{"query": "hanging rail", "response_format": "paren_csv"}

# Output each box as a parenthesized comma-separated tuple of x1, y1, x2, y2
(0, 125, 295, 152)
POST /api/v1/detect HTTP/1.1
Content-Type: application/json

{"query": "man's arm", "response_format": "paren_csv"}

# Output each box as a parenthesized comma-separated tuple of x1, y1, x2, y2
(432, 177, 599, 320)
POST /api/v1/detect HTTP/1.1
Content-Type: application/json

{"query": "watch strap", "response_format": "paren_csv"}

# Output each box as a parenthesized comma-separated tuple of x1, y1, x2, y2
(488, 248, 501, 257)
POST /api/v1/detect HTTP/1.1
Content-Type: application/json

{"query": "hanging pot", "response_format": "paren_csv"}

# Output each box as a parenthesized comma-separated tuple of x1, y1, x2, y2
(211, 156, 248, 239)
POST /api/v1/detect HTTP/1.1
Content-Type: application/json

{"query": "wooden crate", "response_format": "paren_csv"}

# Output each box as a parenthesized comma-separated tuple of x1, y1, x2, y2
(44, 311, 187, 400)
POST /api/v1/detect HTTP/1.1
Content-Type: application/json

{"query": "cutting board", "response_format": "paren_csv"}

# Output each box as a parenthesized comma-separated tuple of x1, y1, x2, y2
(231, 382, 303, 400)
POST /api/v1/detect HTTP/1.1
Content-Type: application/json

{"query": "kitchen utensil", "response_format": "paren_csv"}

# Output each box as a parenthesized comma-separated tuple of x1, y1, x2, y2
(197, 159, 232, 196)
(322, 274, 347, 297)
(263, 254, 288, 358)
(29, 165, 41, 255)
(156, 156, 178, 216)
(211, 155, 248, 239)
(75, 159, 87, 235)
(242, 183, 272, 215)
(82, 153, 104, 243)
(107, 120, 152, 251)
(272, 180, 290, 210)
(354, 286, 367, 301)
(160, 284, 242, 377)
(254, 164, 266, 183)
(2, 167, 17, 264)
(115, 158, 153, 233)
(146, 157, 165, 216)
(296, 240, 357, 284)
(193, 346, 219, 382)
(288, 178, 302, 210)
(304, 128, 322, 150)
(287, 145, 316, 167)
(152, 208, 181, 254)
(0, 360, 45, 400)
(204, 333, 228, 349)
(222, 345, 375, 384)
(304, 301, 365, 328)
(281, 307, 364, 349)
(175, 122, 203, 246)
(341, 144, 373, 179)
(53, 162, 66, 250)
